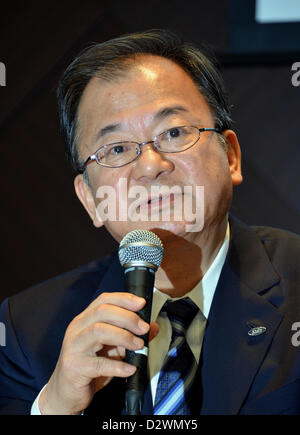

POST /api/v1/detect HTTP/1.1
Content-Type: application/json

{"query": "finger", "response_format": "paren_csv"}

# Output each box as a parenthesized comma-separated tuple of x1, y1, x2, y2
(98, 345, 126, 359)
(71, 322, 145, 354)
(75, 303, 150, 335)
(86, 292, 146, 313)
(85, 355, 136, 379)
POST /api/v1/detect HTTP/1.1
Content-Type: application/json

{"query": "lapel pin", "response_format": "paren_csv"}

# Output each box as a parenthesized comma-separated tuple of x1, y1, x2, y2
(248, 326, 267, 337)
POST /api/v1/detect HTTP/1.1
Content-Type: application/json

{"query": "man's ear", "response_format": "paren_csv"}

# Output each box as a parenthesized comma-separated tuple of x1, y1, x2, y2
(222, 130, 243, 186)
(74, 174, 103, 228)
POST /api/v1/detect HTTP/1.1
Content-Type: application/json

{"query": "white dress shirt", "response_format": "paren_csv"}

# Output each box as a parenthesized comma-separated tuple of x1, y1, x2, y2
(31, 223, 230, 414)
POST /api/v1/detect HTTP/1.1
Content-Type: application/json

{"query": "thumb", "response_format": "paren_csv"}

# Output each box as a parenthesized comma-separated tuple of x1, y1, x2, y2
(149, 321, 159, 342)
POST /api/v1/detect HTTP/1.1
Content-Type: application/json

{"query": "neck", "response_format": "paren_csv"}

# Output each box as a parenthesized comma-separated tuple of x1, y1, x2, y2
(153, 216, 228, 298)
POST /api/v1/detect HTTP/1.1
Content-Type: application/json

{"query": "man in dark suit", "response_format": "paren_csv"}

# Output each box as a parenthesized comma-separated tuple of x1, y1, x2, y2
(0, 29, 299, 415)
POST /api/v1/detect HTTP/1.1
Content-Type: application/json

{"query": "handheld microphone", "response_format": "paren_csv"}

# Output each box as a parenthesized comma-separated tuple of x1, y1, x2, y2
(118, 230, 164, 415)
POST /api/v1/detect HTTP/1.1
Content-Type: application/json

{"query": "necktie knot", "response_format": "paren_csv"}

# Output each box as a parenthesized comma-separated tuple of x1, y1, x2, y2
(162, 297, 199, 338)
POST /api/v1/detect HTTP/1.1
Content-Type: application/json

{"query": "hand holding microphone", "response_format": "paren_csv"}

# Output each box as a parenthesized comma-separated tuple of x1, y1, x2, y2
(38, 230, 163, 415)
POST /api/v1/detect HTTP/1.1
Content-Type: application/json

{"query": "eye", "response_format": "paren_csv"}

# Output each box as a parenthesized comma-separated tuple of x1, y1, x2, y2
(166, 127, 182, 140)
(110, 145, 125, 155)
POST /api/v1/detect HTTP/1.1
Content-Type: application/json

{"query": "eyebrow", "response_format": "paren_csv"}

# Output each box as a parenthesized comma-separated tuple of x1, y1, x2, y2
(94, 123, 121, 143)
(153, 105, 189, 121)
(94, 105, 189, 144)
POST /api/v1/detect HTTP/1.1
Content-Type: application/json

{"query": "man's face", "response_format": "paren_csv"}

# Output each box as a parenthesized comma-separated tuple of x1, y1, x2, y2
(74, 55, 242, 243)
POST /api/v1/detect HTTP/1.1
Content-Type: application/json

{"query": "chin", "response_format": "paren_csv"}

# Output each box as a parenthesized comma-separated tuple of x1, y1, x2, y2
(133, 219, 202, 242)
(104, 215, 206, 244)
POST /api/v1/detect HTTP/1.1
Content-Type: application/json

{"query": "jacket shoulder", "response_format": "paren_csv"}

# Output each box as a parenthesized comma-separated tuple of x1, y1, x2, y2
(252, 225, 300, 243)
(252, 225, 300, 281)
(2, 254, 115, 360)
(0, 254, 115, 409)
(8, 255, 114, 325)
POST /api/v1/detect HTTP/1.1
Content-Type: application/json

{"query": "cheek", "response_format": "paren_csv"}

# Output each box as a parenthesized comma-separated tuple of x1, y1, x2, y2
(207, 154, 231, 182)
(177, 147, 232, 209)
(205, 156, 232, 204)
(90, 169, 122, 199)
(204, 157, 233, 221)
(90, 169, 131, 226)
(89, 171, 130, 243)
(174, 147, 229, 185)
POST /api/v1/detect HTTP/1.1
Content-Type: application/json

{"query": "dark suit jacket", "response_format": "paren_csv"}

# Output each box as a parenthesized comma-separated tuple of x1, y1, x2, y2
(0, 216, 300, 415)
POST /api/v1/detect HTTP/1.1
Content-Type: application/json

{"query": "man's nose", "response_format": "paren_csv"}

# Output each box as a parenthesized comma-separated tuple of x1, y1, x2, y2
(131, 143, 174, 181)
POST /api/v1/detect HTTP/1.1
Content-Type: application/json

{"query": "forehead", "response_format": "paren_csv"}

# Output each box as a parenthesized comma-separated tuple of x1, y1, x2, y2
(77, 55, 213, 151)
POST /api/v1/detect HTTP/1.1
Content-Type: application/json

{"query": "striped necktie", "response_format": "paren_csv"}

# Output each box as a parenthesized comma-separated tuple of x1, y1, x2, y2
(153, 298, 199, 415)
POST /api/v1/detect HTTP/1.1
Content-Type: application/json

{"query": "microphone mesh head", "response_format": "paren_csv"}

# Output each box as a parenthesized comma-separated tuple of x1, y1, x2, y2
(118, 230, 164, 269)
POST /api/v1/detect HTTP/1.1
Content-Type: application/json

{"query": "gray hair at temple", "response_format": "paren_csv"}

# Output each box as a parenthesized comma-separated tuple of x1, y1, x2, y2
(57, 29, 232, 175)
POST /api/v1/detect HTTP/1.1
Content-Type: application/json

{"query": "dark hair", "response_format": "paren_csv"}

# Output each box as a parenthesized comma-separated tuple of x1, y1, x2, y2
(57, 29, 232, 174)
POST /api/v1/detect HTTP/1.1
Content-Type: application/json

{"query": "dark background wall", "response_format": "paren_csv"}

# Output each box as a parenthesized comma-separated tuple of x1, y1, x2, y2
(1, 0, 299, 303)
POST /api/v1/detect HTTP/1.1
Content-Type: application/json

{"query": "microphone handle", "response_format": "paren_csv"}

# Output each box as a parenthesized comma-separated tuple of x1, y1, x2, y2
(124, 266, 155, 415)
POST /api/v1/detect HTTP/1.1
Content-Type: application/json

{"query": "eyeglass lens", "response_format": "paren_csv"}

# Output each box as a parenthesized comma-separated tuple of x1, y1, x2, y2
(96, 126, 200, 167)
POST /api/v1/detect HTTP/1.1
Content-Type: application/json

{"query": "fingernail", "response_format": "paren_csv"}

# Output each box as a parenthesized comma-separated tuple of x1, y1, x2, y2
(138, 320, 149, 332)
(133, 336, 144, 347)
(137, 296, 145, 304)
(124, 364, 136, 374)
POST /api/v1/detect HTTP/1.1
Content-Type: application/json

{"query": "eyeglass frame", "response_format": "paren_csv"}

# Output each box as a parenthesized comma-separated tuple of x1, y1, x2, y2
(80, 126, 222, 171)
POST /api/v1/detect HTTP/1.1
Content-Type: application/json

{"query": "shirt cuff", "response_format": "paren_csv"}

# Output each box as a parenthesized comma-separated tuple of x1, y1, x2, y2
(31, 384, 47, 415)
(30, 384, 84, 415)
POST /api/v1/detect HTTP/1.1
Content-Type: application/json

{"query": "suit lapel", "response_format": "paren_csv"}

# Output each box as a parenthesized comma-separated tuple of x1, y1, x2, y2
(199, 217, 283, 414)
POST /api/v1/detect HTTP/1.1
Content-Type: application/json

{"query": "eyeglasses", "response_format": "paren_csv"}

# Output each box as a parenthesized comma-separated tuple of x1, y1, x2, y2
(81, 125, 221, 171)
